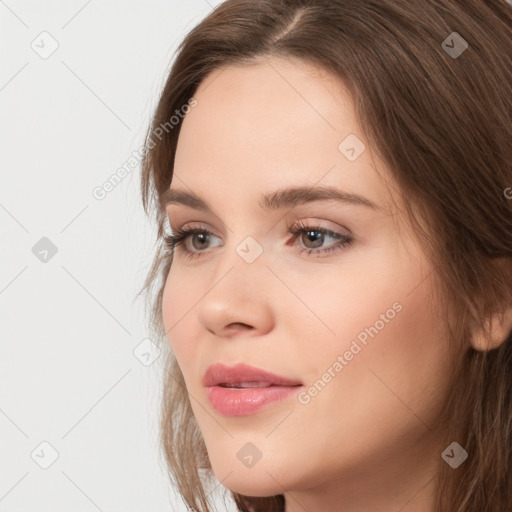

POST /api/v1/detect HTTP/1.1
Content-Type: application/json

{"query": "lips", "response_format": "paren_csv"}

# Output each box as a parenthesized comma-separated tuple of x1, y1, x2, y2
(203, 362, 304, 416)
(202, 362, 302, 388)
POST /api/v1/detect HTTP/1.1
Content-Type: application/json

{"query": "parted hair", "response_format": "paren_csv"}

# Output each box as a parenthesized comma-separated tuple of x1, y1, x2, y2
(139, 1, 512, 510)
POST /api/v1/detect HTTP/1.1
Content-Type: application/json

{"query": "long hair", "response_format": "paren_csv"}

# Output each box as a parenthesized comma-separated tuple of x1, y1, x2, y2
(139, 1, 512, 510)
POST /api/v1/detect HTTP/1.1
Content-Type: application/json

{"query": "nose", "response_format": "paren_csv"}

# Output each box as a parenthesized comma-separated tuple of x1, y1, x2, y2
(196, 251, 275, 339)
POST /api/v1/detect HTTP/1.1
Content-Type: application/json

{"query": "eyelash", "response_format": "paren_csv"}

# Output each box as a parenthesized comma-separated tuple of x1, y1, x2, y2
(163, 220, 354, 260)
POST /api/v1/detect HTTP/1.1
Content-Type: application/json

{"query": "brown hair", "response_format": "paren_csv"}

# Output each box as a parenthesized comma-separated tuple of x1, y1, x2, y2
(139, 1, 512, 510)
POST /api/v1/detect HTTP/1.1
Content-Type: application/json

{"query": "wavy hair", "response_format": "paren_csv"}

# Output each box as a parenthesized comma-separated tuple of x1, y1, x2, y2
(139, 1, 512, 510)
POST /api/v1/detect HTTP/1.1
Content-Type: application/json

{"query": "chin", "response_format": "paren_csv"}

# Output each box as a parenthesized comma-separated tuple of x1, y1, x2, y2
(210, 459, 288, 497)
(222, 477, 283, 498)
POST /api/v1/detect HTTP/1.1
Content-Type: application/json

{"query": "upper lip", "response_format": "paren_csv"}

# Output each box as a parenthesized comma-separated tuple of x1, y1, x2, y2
(203, 362, 303, 387)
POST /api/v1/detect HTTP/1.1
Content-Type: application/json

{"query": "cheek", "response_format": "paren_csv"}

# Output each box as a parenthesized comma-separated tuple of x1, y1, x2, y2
(274, 284, 451, 486)
(305, 273, 451, 440)
(372, 286, 452, 409)
(282, 253, 408, 366)
(294, 250, 452, 428)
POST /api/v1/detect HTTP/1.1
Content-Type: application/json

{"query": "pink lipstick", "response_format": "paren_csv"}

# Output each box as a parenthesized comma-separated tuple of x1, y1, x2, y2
(203, 362, 303, 416)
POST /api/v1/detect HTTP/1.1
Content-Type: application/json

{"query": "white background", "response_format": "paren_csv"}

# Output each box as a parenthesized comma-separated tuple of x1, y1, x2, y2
(0, 1, 231, 511)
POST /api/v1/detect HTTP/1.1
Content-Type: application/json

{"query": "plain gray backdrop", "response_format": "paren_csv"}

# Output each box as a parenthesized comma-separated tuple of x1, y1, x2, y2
(0, 1, 231, 511)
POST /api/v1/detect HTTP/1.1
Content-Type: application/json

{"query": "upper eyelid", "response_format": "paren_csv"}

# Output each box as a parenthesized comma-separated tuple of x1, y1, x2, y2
(167, 217, 229, 235)
(168, 217, 350, 232)
(169, 221, 351, 241)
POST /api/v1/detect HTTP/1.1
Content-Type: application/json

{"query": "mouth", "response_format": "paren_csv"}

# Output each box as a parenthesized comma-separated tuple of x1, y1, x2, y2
(203, 363, 303, 416)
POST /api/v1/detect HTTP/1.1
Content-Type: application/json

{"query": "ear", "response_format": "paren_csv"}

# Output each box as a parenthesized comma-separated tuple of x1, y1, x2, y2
(470, 306, 512, 352)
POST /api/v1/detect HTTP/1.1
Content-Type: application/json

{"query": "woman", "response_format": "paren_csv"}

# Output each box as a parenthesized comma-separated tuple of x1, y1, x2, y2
(139, 1, 512, 510)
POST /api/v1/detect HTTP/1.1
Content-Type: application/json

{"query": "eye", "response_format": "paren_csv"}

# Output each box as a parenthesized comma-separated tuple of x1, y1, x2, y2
(163, 220, 354, 260)
(288, 219, 354, 257)
(163, 224, 221, 260)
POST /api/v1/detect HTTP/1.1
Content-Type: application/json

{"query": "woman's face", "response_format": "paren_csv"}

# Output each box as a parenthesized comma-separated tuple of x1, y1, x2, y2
(162, 57, 453, 511)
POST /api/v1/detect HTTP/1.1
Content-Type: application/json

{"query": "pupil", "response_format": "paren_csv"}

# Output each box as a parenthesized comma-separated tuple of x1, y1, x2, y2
(304, 230, 322, 248)
(193, 233, 209, 250)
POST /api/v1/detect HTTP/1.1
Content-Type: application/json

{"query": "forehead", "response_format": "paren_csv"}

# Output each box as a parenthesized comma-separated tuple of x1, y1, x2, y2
(172, 57, 398, 216)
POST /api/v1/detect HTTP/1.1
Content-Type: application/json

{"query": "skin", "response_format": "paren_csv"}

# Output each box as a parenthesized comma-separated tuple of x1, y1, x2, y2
(161, 56, 457, 512)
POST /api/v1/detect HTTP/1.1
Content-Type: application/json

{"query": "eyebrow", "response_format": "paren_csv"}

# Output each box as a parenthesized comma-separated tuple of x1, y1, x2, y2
(161, 185, 378, 213)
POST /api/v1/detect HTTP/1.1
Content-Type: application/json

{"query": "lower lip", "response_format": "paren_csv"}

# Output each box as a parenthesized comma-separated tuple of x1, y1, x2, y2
(206, 385, 303, 416)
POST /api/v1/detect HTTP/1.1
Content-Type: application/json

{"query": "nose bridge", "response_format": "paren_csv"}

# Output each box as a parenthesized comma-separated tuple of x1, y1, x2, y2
(210, 209, 269, 271)
(195, 230, 275, 334)
(215, 231, 269, 293)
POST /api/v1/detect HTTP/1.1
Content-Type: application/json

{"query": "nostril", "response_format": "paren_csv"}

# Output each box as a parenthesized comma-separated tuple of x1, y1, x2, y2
(227, 322, 253, 331)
